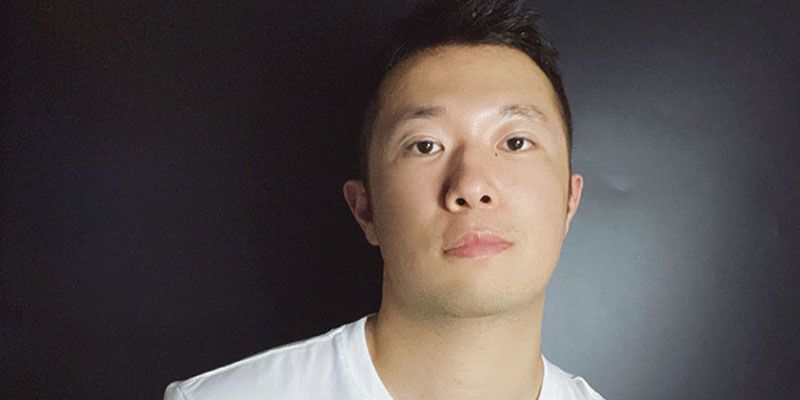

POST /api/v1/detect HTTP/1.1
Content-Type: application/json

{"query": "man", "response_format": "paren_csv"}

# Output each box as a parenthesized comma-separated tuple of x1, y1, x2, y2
(165, 0, 605, 399)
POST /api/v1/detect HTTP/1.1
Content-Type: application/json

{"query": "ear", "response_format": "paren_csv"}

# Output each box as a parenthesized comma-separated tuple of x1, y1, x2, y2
(343, 179, 379, 246)
(564, 173, 584, 237)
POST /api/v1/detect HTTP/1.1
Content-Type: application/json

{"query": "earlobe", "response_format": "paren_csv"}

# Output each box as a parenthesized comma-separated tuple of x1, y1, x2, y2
(342, 180, 379, 246)
(564, 173, 584, 236)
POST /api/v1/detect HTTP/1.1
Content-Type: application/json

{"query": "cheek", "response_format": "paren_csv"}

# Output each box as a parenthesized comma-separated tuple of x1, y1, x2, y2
(515, 172, 567, 216)
(371, 167, 438, 253)
(508, 170, 568, 254)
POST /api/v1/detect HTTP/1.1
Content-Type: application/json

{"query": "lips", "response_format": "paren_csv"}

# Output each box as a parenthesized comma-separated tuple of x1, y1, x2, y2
(443, 231, 512, 259)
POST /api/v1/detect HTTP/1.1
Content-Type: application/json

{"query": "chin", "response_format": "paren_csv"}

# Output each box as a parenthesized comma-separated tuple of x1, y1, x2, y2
(424, 279, 544, 319)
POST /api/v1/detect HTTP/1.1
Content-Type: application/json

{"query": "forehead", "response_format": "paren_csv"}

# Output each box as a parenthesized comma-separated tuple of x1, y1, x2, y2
(374, 44, 563, 134)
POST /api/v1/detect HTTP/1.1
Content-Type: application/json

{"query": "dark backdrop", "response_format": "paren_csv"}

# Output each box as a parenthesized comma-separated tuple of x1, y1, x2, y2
(2, 1, 798, 399)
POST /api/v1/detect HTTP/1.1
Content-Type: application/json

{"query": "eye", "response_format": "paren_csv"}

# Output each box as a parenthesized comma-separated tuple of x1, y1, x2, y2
(408, 140, 443, 155)
(503, 137, 535, 152)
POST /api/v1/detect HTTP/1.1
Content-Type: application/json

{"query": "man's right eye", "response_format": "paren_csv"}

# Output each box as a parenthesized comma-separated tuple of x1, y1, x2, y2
(409, 140, 443, 155)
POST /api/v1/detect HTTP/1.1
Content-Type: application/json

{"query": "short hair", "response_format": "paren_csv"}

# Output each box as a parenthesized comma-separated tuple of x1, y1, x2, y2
(358, 0, 572, 190)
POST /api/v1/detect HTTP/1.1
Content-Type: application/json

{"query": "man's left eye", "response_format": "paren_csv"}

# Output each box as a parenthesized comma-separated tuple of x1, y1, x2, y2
(504, 137, 534, 151)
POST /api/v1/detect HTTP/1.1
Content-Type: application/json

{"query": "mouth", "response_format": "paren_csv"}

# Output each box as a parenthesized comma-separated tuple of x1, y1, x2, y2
(443, 231, 513, 259)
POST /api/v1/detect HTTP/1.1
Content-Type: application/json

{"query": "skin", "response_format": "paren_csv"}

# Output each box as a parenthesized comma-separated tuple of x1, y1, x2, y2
(343, 44, 584, 400)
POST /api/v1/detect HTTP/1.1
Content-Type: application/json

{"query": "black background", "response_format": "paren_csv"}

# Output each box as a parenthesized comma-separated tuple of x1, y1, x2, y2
(3, 1, 799, 399)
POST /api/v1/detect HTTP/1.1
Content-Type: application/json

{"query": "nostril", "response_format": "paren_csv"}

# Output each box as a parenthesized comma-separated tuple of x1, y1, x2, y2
(480, 195, 491, 203)
(456, 198, 467, 206)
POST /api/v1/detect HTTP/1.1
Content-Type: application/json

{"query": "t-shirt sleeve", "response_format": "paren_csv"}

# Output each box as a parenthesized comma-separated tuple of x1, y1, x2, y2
(570, 375, 606, 399)
(163, 381, 189, 400)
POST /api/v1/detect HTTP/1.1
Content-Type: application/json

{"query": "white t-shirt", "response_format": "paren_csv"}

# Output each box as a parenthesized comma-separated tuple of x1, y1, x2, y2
(164, 314, 606, 400)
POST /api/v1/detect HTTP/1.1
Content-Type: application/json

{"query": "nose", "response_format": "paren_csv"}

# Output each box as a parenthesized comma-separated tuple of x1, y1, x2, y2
(443, 148, 499, 212)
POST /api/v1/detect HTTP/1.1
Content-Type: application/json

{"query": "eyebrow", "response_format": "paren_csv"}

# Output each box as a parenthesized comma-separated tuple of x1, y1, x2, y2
(396, 105, 447, 122)
(388, 103, 549, 136)
(497, 104, 548, 122)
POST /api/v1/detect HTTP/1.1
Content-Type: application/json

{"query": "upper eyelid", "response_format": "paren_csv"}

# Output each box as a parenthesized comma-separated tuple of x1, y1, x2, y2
(501, 134, 537, 146)
(504, 130, 537, 139)
(393, 125, 442, 145)
(401, 132, 443, 145)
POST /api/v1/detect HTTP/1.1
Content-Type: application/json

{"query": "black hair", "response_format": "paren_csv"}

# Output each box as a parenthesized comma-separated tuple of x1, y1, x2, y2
(358, 0, 572, 191)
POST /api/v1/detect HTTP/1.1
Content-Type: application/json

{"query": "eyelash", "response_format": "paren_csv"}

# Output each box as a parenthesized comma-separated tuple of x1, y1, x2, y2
(406, 140, 443, 155)
(405, 136, 536, 156)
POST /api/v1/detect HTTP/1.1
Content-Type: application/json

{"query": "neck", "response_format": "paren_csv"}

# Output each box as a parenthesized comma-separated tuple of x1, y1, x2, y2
(365, 297, 546, 400)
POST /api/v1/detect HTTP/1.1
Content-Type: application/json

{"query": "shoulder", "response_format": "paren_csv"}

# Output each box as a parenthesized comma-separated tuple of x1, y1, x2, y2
(541, 355, 607, 400)
(163, 323, 352, 400)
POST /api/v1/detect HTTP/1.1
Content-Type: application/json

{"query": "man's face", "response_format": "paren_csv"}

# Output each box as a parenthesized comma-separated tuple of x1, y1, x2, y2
(344, 45, 583, 319)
